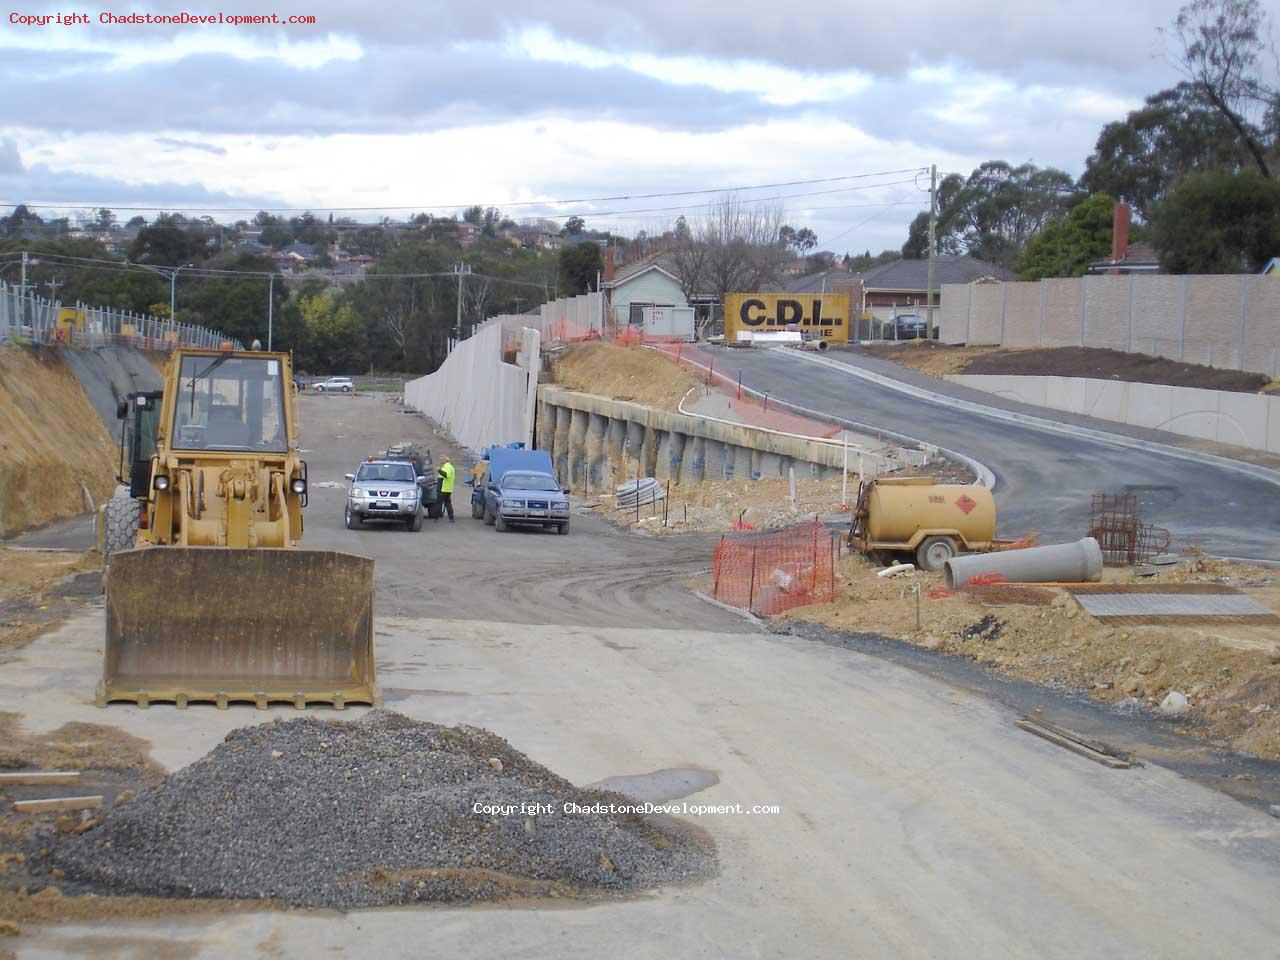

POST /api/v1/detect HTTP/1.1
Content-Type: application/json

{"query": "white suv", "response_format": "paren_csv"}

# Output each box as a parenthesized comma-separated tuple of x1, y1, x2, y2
(314, 377, 354, 393)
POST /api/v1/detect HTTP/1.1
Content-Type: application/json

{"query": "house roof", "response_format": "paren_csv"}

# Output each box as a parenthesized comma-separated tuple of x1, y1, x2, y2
(1088, 241, 1160, 273)
(783, 269, 861, 293)
(282, 242, 316, 258)
(612, 253, 680, 287)
(852, 256, 1015, 290)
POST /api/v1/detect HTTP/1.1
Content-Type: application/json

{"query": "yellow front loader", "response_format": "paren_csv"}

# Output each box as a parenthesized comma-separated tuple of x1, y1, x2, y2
(99, 348, 379, 709)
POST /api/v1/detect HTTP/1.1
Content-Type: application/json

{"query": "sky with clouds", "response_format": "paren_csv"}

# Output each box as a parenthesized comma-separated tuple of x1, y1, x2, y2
(1, 0, 1271, 253)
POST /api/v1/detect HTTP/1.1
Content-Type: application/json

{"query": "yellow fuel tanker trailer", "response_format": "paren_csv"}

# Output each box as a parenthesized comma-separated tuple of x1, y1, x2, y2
(848, 477, 1000, 572)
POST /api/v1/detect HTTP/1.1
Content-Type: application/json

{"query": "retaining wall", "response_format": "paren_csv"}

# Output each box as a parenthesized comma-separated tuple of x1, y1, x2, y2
(403, 324, 540, 453)
(948, 374, 1280, 454)
(538, 385, 919, 494)
(61, 345, 164, 431)
(939, 275, 1280, 377)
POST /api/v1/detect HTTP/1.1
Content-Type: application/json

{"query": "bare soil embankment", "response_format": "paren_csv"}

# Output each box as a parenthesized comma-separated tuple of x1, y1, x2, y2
(0, 346, 119, 538)
(777, 552, 1280, 759)
(550, 342, 699, 411)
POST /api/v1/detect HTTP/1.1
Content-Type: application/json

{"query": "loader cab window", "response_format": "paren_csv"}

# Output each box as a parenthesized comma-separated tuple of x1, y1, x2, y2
(173, 355, 287, 452)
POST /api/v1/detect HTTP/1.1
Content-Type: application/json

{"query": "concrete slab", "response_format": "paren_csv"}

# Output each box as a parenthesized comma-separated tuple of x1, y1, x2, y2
(9, 608, 1280, 957)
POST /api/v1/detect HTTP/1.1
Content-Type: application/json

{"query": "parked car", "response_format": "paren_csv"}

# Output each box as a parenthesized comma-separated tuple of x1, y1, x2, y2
(344, 459, 426, 531)
(381, 442, 443, 519)
(893, 314, 928, 340)
(471, 447, 570, 534)
(314, 377, 354, 393)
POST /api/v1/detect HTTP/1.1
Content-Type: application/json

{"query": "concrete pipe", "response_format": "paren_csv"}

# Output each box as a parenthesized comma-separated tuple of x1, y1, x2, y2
(944, 537, 1104, 589)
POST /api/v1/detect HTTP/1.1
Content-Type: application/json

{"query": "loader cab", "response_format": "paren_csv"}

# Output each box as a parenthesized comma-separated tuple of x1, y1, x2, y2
(171, 354, 288, 453)
(117, 391, 163, 499)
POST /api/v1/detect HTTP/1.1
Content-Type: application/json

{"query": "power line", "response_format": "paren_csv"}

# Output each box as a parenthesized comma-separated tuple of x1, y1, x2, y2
(0, 166, 928, 214)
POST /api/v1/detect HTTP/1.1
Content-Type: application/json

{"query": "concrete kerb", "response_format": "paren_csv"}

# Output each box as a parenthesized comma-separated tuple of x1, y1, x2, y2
(781, 348, 1280, 493)
(657, 347, 996, 489)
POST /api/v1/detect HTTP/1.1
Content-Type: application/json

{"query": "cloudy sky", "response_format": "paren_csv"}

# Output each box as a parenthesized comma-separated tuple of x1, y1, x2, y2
(0, 1, 1262, 253)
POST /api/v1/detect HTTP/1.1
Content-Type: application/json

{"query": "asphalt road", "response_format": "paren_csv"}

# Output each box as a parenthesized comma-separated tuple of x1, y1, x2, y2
(8, 392, 1280, 958)
(715, 346, 1280, 561)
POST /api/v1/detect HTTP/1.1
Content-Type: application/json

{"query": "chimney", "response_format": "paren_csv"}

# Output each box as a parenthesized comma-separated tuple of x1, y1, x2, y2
(1110, 201, 1130, 269)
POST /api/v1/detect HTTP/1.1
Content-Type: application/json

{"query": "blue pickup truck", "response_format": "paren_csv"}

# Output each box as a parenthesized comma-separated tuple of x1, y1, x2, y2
(470, 447, 571, 535)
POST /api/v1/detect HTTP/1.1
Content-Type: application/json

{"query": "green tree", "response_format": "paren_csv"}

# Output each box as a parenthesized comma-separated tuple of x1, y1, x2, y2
(902, 162, 1079, 268)
(558, 242, 602, 294)
(1152, 170, 1280, 272)
(296, 292, 367, 373)
(1081, 84, 1259, 219)
(1018, 194, 1118, 279)
(563, 215, 586, 236)
(462, 205, 484, 224)
(127, 222, 208, 266)
(1167, 0, 1277, 178)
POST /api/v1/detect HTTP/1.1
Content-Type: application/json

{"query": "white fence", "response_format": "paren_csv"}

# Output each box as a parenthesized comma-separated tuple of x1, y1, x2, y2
(948, 374, 1280, 454)
(0, 282, 241, 351)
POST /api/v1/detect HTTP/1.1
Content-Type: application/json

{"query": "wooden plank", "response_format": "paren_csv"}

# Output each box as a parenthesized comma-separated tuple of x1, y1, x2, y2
(0, 771, 81, 786)
(1015, 720, 1132, 769)
(12, 795, 103, 814)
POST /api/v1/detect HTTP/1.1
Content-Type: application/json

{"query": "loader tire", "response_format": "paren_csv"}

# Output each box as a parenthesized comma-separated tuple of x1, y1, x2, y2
(103, 492, 142, 566)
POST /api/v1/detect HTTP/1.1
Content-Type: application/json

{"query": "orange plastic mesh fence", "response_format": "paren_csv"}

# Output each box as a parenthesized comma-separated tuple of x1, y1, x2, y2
(712, 519, 840, 616)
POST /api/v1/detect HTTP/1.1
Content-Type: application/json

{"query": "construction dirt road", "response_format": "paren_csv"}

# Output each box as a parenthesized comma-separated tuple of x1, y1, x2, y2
(5, 393, 1280, 958)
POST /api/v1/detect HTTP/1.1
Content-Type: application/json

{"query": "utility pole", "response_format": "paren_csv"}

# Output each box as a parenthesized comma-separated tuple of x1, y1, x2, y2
(926, 163, 938, 340)
(453, 262, 471, 343)
(44, 276, 63, 302)
(267, 272, 275, 350)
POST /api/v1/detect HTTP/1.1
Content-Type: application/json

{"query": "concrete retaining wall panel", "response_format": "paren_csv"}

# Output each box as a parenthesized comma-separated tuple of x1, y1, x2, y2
(1003, 283, 1042, 348)
(1041, 278, 1082, 347)
(1185, 276, 1242, 368)
(938, 284, 969, 343)
(1165, 386, 1219, 440)
(968, 284, 1003, 344)
(1079, 377, 1128, 422)
(1130, 277, 1182, 359)
(1215, 390, 1265, 449)
(1243, 277, 1280, 377)
(1082, 275, 1129, 352)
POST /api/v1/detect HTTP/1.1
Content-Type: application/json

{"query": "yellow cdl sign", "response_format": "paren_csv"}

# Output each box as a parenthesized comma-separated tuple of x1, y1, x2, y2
(724, 293, 850, 342)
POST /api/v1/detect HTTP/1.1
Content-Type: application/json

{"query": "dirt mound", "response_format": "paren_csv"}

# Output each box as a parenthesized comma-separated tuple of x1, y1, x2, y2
(0, 346, 118, 537)
(40, 711, 715, 909)
(847, 342, 1274, 393)
(551, 342, 699, 411)
(781, 552, 1280, 758)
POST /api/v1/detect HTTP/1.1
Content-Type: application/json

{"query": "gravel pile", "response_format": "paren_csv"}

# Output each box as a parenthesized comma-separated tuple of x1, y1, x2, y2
(43, 711, 715, 908)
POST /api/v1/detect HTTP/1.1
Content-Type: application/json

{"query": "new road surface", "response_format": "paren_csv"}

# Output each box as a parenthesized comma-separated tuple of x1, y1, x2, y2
(711, 345, 1280, 562)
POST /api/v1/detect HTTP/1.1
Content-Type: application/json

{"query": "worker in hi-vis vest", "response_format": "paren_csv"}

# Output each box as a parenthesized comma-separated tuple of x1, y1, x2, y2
(437, 455, 456, 522)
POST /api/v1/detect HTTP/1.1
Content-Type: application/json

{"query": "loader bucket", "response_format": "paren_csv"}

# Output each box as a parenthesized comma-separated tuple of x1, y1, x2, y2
(100, 547, 379, 710)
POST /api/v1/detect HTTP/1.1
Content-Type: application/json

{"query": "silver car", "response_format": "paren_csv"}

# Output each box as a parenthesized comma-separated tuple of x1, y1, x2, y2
(345, 459, 424, 531)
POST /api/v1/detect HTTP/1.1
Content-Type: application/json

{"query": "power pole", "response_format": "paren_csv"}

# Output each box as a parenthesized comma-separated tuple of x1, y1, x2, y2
(267, 273, 275, 350)
(45, 276, 63, 302)
(453, 262, 471, 343)
(926, 163, 938, 340)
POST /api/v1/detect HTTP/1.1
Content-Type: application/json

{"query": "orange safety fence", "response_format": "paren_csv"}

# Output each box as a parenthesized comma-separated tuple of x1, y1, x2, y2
(712, 519, 840, 616)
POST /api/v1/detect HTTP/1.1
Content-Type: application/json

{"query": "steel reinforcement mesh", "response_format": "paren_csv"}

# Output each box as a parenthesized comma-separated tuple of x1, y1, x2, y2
(712, 519, 840, 616)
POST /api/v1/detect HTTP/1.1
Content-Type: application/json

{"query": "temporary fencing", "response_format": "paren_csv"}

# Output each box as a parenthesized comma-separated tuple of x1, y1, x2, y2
(712, 518, 840, 616)
(0, 282, 242, 351)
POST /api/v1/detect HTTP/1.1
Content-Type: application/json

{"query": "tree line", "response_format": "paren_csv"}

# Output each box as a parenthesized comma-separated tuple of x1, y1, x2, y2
(902, 0, 1280, 279)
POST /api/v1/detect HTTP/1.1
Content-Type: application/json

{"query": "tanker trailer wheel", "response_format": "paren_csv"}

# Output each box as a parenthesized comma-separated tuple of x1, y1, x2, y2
(102, 489, 142, 566)
(470, 498, 483, 519)
(916, 536, 958, 572)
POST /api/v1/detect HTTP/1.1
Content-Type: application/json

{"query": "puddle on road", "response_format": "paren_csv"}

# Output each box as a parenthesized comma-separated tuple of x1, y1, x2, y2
(587, 768, 719, 803)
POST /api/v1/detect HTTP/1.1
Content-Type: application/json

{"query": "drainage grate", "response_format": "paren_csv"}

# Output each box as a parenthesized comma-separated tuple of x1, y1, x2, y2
(1067, 584, 1279, 624)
